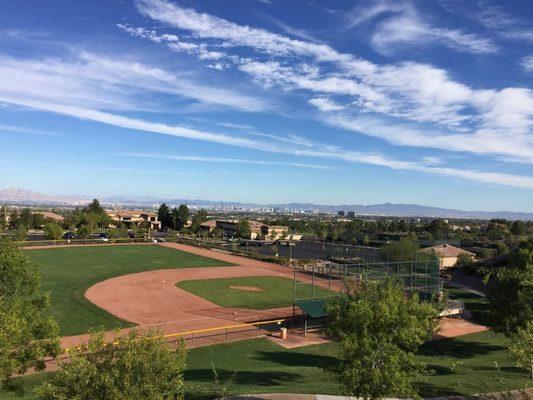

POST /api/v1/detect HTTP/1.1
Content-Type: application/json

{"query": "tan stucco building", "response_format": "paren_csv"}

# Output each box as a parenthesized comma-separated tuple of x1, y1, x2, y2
(107, 210, 160, 230)
(418, 244, 475, 269)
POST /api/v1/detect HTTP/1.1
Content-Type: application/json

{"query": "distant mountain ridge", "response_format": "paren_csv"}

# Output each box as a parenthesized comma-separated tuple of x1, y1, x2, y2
(0, 187, 532, 220)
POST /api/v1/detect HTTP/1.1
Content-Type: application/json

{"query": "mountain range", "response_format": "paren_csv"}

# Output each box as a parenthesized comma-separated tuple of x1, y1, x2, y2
(1, 187, 532, 220)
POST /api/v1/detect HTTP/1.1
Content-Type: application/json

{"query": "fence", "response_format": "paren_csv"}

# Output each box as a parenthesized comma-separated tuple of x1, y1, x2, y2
(15, 237, 158, 248)
(62, 319, 287, 355)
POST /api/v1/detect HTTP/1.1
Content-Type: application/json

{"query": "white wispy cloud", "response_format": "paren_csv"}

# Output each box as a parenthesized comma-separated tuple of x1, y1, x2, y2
(308, 97, 345, 111)
(0, 124, 63, 137)
(521, 55, 533, 73)
(0, 51, 267, 113)
(122, 152, 335, 170)
(346, 1, 498, 54)
(131, 0, 533, 166)
(442, 1, 533, 42)
(1, 93, 531, 189)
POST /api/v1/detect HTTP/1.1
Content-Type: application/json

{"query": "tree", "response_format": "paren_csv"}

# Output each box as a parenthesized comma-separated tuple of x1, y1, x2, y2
(36, 330, 187, 400)
(157, 203, 172, 229)
(487, 268, 532, 336)
(511, 220, 526, 237)
(32, 213, 46, 228)
(85, 199, 105, 215)
(0, 239, 60, 393)
(44, 223, 63, 240)
(190, 210, 208, 234)
(509, 321, 533, 380)
(456, 252, 474, 270)
(77, 224, 91, 239)
(176, 204, 189, 231)
(382, 238, 419, 262)
(8, 209, 19, 229)
(0, 205, 8, 230)
(18, 208, 33, 229)
(236, 219, 251, 239)
(508, 237, 533, 272)
(12, 225, 28, 242)
(326, 279, 438, 399)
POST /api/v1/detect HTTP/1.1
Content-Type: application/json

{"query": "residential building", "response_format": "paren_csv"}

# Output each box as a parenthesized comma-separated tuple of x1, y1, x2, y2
(107, 210, 161, 230)
(200, 219, 291, 240)
(418, 244, 475, 269)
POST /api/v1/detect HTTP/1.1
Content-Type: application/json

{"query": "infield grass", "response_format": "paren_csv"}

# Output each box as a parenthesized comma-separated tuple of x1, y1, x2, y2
(177, 276, 333, 310)
(25, 245, 233, 335)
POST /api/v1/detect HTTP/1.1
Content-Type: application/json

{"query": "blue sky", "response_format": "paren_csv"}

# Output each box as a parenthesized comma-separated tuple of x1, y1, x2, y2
(0, 0, 532, 211)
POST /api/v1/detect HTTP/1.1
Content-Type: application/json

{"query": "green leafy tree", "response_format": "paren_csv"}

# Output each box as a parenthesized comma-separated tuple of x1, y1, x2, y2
(190, 210, 208, 234)
(77, 224, 91, 239)
(44, 223, 63, 240)
(510, 220, 526, 237)
(8, 210, 19, 229)
(12, 225, 28, 242)
(326, 279, 438, 399)
(36, 330, 187, 400)
(0, 205, 8, 230)
(85, 199, 105, 215)
(509, 237, 533, 271)
(487, 268, 532, 336)
(236, 219, 251, 239)
(176, 204, 189, 231)
(509, 321, 533, 380)
(0, 239, 60, 393)
(456, 252, 474, 269)
(383, 238, 419, 262)
(157, 203, 172, 229)
(32, 213, 46, 229)
(18, 208, 33, 229)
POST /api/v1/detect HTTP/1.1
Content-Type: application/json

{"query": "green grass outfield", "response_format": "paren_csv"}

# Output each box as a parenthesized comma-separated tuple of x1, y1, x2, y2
(177, 276, 333, 310)
(1, 330, 530, 400)
(25, 245, 233, 336)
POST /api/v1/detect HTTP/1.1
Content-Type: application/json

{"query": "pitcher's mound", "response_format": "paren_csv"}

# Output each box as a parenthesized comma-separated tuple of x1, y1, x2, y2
(230, 285, 264, 292)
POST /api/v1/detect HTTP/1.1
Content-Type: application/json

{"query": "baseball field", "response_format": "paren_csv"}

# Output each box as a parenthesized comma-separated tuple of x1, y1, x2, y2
(1, 243, 527, 399)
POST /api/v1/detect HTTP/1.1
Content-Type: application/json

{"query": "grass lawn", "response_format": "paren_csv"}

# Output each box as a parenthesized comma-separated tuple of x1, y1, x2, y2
(25, 245, 233, 335)
(2, 331, 530, 400)
(177, 276, 333, 310)
(444, 284, 492, 327)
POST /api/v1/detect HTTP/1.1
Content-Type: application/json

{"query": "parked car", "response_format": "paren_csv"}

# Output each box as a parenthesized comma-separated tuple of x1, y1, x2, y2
(97, 233, 109, 242)
(63, 232, 76, 240)
(128, 231, 137, 239)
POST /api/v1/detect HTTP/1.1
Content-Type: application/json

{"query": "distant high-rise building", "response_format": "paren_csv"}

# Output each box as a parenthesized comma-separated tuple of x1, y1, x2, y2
(337, 211, 345, 216)
(347, 211, 356, 218)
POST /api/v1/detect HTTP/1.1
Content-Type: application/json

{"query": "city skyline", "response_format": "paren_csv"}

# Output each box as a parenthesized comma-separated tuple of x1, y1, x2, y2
(1, 0, 532, 211)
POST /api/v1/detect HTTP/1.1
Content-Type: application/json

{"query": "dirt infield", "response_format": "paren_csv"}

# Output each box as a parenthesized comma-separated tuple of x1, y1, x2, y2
(54, 242, 488, 350)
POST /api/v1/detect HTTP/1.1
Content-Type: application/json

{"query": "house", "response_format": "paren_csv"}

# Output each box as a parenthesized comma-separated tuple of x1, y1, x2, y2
(418, 244, 475, 269)
(199, 219, 291, 240)
(107, 210, 161, 230)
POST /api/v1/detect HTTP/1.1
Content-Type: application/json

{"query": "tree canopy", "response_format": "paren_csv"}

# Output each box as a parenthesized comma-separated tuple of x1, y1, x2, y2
(157, 203, 172, 229)
(236, 219, 251, 239)
(0, 239, 60, 393)
(326, 279, 438, 399)
(487, 237, 533, 336)
(36, 330, 187, 400)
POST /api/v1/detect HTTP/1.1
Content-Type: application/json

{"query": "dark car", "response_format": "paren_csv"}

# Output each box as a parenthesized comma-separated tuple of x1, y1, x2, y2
(63, 232, 76, 240)
(128, 231, 137, 239)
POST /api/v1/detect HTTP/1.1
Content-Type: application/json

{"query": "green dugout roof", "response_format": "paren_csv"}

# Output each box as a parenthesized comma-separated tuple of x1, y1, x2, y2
(295, 299, 329, 318)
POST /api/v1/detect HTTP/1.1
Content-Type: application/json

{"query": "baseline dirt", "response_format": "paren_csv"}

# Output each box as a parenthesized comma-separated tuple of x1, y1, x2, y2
(57, 242, 487, 349)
